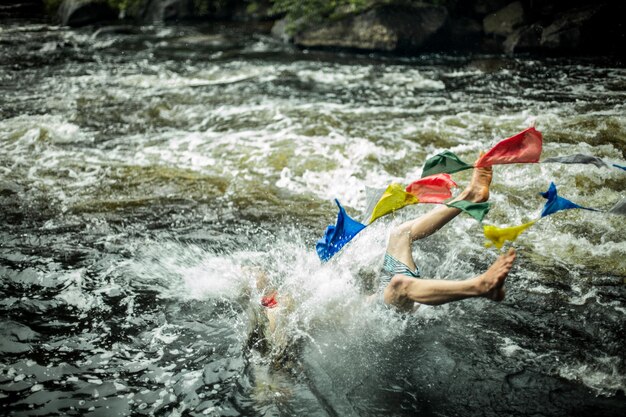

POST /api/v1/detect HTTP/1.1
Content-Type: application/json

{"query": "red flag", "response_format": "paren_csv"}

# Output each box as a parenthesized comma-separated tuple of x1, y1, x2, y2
(405, 173, 458, 203)
(475, 127, 542, 167)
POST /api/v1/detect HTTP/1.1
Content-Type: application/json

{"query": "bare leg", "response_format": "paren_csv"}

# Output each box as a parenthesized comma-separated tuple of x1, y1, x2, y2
(384, 249, 515, 309)
(386, 164, 493, 270)
(379, 161, 515, 310)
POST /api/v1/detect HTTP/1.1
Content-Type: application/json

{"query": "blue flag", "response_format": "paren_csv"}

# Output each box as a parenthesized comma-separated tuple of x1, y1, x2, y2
(539, 182, 596, 217)
(316, 199, 366, 262)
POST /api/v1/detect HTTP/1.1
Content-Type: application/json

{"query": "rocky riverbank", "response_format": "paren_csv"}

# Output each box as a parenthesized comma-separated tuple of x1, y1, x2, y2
(286, 0, 626, 56)
(9, 0, 626, 56)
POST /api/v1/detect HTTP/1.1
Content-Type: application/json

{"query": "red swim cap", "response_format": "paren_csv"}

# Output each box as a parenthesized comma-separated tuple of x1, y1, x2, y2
(261, 293, 278, 308)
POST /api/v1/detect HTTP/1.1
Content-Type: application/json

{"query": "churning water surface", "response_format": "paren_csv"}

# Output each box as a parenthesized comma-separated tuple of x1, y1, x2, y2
(0, 22, 625, 416)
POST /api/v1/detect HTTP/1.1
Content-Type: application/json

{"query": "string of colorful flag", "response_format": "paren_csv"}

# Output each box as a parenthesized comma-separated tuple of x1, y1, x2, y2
(316, 127, 625, 262)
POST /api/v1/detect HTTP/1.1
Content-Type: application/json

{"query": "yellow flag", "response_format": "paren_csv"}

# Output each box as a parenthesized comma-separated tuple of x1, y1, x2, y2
(483, 220, 537, 249)
(369, 183, 419, 223)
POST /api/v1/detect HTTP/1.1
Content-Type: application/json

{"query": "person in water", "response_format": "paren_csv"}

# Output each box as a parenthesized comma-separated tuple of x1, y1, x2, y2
(254, 161, 516, 313)
(376, 162, 516, 311)
(246, 161, 516, 367)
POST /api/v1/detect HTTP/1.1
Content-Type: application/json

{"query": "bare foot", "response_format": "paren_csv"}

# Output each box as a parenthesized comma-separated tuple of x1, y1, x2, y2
(479, 248, 516, 301)
(457, 161, 492, 203)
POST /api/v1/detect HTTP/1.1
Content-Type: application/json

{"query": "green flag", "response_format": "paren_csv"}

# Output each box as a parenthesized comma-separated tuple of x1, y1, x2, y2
(421, 151, 473, 178)
(446, 200, 491, 222)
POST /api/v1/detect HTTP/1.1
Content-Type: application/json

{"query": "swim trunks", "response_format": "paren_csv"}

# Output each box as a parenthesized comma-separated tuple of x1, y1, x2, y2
(378, 253, 420, 306)
(379, 253, 420, 289)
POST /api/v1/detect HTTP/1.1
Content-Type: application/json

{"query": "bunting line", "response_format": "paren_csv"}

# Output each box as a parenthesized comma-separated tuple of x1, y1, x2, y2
(543, 154, 607, 168)
(484, 220, 536, 249)
(482, 182, 602, 249)
(475, 127, 542, 168)
(424, 150, 625, 178)
(406, 173, 457, 204)
(316, 126, 625, 262)
(539, 182, 598, 217)
(316, 199, 366, 262)
(420, 151, 472, 178)
(445, 200, 491, 222)
(369, 183, 419, 223)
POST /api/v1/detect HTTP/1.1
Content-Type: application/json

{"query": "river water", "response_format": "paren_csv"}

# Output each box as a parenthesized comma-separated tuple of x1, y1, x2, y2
(1, 22, 625, 416)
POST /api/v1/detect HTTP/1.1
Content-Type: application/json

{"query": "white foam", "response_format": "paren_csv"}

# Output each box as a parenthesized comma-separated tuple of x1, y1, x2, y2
(124, 243, 248, 301)
(499, 337, 534, 358)
(55, 270, 106, 312)
(558, 357, 625, 396)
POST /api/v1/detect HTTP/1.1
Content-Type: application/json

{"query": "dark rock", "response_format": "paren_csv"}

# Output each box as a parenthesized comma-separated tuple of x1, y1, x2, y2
(294, 4, 448, 53)
(443, 17, 483, 50)
(540, 5, 603, 51)
(140, 0, 194, 23)
(57, 0, 118, 27)
(473, 0, 512, 16)
(483, 1, 525, 36)
(504, 23, 542, 54)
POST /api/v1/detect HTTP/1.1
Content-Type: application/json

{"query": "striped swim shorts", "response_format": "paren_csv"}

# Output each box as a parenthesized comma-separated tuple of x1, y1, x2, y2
(377, 253, 421, 306)
(379, 253, 420, 290)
